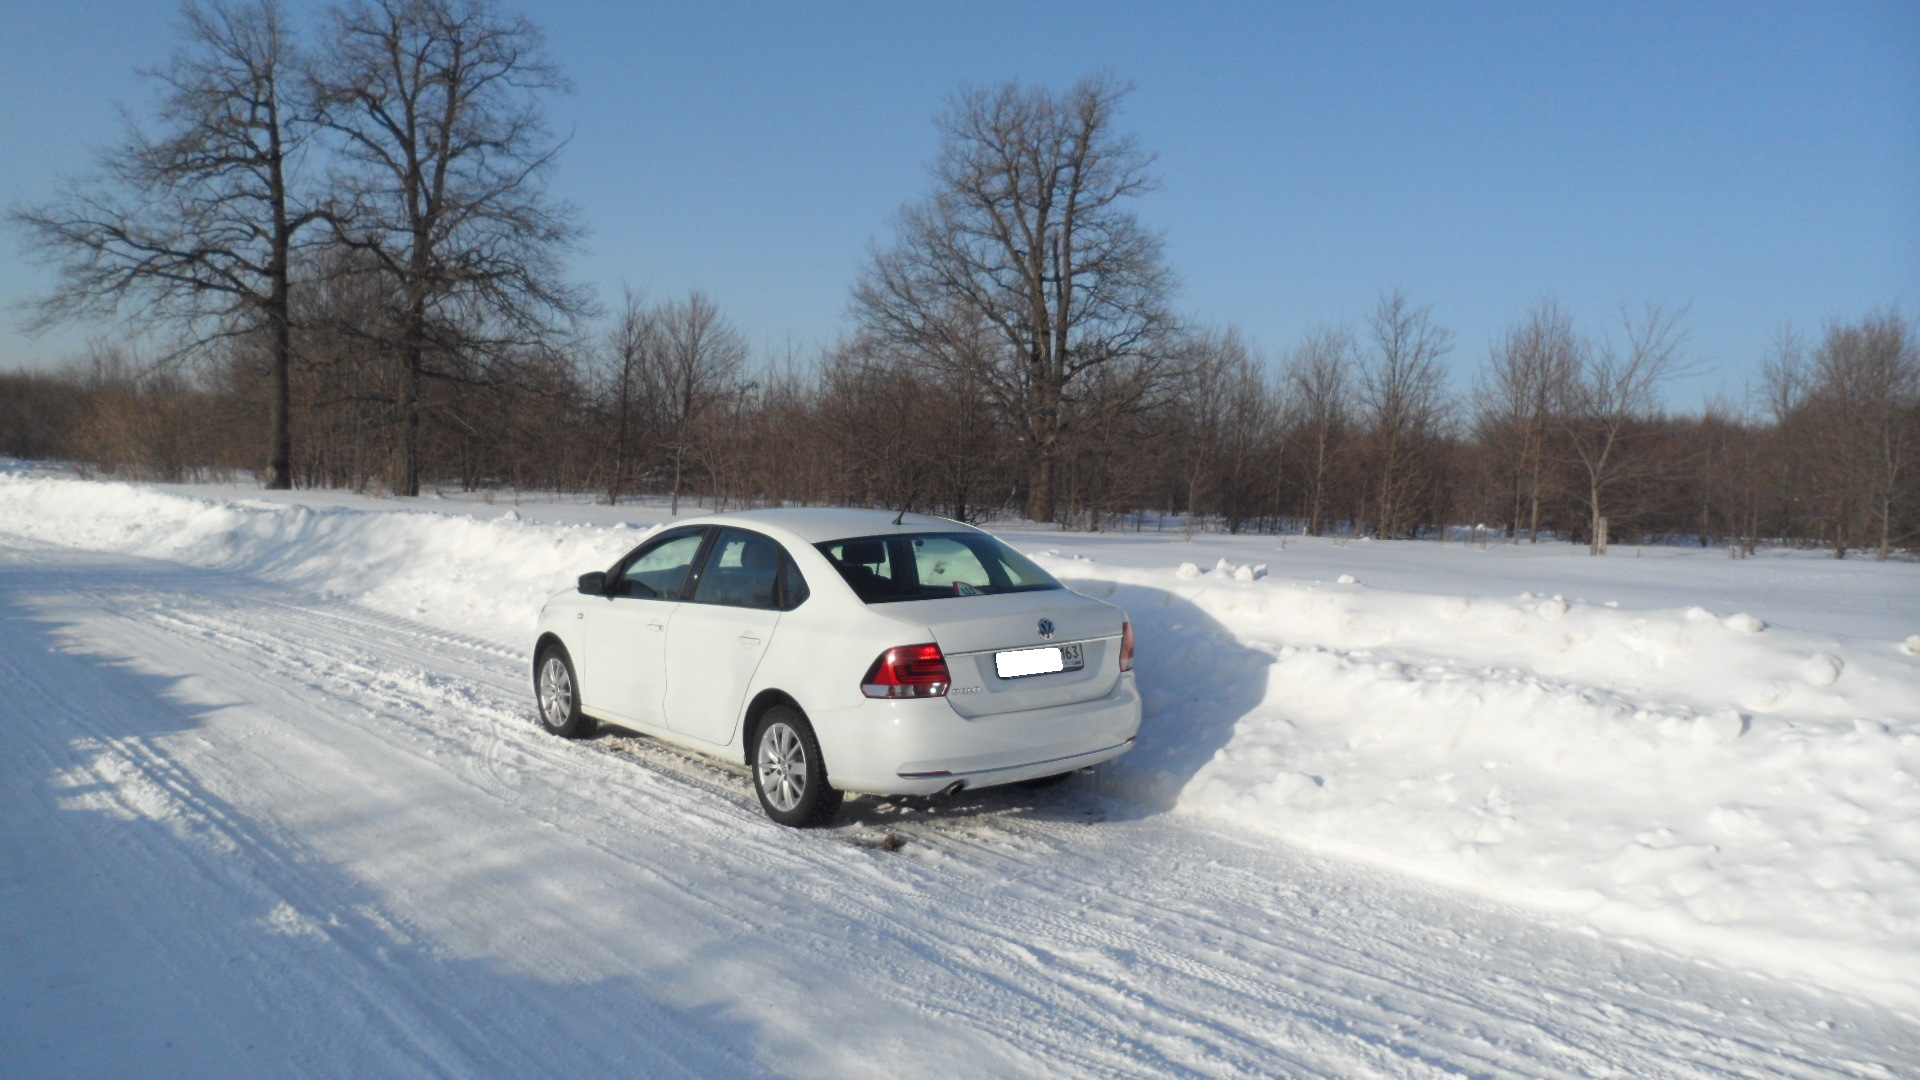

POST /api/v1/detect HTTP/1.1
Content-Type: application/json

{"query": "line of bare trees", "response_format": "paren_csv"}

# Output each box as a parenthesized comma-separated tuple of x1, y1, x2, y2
(6, 296, 1914, 557)
(6, 5, 1916, 557)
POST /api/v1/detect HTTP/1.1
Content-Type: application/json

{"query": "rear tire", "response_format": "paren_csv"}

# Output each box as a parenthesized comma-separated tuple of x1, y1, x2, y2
(751, 706, 842, 828)
(535, 644, 593, 738)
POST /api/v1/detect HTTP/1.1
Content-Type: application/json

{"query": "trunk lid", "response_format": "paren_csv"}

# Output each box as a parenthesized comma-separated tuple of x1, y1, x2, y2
(895, 589, 1124, 718)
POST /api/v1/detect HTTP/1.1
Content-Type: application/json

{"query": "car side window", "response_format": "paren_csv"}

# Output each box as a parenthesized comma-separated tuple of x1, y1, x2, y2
(692, 528, 784, 610)
(610, 530, 707, 600)
(777, 553, 809, 610)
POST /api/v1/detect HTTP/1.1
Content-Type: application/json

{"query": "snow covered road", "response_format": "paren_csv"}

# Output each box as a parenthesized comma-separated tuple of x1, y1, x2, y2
(3, 535, 1914, 1077)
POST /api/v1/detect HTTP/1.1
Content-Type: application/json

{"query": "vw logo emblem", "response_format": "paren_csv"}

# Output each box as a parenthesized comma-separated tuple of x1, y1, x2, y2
(1037, 618, 1055, 640)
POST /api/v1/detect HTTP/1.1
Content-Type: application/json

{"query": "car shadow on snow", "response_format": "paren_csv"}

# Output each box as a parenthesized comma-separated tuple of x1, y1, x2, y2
(829, 580, 1276, 830)
(0, 553, 782, 1079)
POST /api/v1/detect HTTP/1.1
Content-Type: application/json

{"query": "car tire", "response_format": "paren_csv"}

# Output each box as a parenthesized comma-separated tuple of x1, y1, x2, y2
(1014, 770, 1076, 790)
(535, 644, 593, 738)
(751, 705, 842, 828)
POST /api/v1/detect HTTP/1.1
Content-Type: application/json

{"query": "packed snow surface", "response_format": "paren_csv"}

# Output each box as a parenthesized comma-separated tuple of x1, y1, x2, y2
(3, 471, 1918, 1076)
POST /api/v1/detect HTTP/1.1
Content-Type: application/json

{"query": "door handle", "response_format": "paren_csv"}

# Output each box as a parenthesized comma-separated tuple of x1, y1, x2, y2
(648, 621, 667, 632)
(738, 633, 762, 647)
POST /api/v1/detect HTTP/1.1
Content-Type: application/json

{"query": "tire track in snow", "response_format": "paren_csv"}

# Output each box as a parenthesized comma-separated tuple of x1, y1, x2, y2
(3, 538, 1914, 1078)
(0, 545, 791, 1079)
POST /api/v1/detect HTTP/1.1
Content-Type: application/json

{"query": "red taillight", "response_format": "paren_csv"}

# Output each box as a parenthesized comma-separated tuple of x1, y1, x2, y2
(1119, 621, 1135, 672)
(862, 643, 951, 698)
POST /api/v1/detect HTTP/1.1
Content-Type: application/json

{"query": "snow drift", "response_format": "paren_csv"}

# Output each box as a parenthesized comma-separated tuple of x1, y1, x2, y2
(4, 474, 1916, 1011)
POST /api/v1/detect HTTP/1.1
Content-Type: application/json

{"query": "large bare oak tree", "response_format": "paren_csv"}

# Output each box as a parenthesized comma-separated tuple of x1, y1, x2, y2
(11, 0, 316, 488)
(854, 75, 1177, 522)
(310, 0, 586, 496)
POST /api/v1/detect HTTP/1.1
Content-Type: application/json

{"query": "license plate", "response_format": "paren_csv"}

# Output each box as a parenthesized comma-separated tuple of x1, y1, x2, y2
(995, 642, 1084, 679)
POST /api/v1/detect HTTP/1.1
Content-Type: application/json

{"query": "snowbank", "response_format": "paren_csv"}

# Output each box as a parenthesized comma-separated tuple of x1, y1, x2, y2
(1045, 556, 1920, 1011)
(0, 475, 641, 646)
(4, 474, 1917, 1011)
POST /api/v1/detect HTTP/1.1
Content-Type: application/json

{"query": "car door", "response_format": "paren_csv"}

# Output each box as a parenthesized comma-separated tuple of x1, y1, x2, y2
(662, 528, 792, 745)
(575, 527, 710, 729)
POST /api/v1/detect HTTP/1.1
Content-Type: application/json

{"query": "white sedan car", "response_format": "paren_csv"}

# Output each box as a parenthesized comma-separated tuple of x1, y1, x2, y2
(531, 507, 1141, 827)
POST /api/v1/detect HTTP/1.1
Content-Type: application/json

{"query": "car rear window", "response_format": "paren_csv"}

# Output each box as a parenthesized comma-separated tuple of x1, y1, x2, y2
(815, 532, 1062, 604)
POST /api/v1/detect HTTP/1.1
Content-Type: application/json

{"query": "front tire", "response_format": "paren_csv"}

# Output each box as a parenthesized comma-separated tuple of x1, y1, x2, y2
(752, 706, 842, 828)
(535, 644, 593, 738)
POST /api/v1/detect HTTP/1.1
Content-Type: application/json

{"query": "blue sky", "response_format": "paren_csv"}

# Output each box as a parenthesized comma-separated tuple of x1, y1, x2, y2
(3, 1, 1915, 408)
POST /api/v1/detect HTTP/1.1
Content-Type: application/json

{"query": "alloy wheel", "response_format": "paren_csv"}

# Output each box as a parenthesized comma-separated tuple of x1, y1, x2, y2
(539, 655, 572, 729)
(756, 721, 808, 812)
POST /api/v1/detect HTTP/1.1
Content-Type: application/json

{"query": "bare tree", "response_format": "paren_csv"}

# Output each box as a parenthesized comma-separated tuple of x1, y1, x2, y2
(1360, 291, 1453, 538)
(597, 286, 654, 505)
(1167, 329, 1243, 527)
(1475, 299, 1580, 542)
(1215, 338, 1284, 534)
(1803, 312, 1920, 558)
(854, 75, 1177, 522)
(1756, 327, 1809, 545)
(310, 0, 587, 496)
(11, 0, 317, 488)
(1286, 325, 1354, 536)
(1562, 303, 1688, 554)
(638, 292, 747, 515)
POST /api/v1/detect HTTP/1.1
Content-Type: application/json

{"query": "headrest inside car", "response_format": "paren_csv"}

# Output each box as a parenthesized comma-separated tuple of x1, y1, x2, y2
(739, 539, 778, 570)
(838, 539, 886, 566)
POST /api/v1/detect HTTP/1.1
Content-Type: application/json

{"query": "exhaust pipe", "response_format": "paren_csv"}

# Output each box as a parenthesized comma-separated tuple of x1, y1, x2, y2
(939, 780, 967, 796)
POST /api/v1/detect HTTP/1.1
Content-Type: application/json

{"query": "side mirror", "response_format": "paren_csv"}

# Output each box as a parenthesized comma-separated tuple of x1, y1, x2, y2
(577, 571, 608, 596)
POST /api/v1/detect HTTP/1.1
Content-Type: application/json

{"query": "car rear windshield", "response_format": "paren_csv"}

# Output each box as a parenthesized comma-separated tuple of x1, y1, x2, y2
(815, 532, 1063, 604)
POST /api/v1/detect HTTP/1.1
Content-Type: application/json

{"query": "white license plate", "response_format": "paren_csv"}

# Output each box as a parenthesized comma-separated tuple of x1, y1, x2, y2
(995, 642, 1084, 679)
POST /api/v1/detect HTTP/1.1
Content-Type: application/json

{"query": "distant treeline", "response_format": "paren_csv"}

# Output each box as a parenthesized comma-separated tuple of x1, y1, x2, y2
(3, 300, 1915, 558)
(3, 2, 1915, 557)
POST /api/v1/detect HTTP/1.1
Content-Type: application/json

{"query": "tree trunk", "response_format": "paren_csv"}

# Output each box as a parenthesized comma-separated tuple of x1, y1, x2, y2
(1026, 447, 1055, 523)
(393, 341, 421, 497)
(263, 89, 294, 492)
(1589, 477, 1608, 555)
(265, 296, 293, 490)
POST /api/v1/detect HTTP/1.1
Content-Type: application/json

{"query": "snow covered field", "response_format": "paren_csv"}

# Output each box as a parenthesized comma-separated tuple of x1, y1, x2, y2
(3, 471, 1917, 1077)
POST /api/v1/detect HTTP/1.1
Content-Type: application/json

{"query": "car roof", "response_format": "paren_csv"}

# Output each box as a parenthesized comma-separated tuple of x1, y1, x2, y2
(673, 506, 982, 545)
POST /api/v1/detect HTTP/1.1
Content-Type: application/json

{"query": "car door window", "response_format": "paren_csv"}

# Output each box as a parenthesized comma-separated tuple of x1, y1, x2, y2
(611, 531, 707, 599)
(692, 529, 783, 610)
(777, 553, 809, 610)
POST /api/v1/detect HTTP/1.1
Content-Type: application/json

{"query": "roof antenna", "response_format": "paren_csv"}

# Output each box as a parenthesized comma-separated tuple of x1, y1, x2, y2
(892, 491, 918, 526)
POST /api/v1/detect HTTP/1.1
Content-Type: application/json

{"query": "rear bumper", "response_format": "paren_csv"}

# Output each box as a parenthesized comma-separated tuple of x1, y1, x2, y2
(813, 673, 1142, 796)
